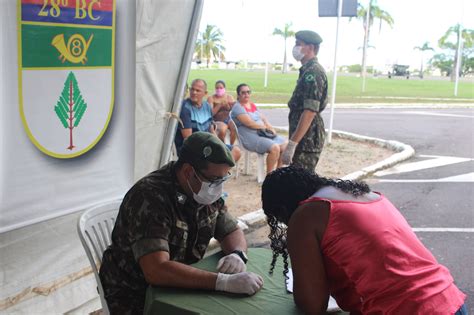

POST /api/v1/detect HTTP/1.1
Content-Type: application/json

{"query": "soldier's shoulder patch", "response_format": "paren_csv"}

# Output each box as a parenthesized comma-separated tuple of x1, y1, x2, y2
(304, 73, 315, 83)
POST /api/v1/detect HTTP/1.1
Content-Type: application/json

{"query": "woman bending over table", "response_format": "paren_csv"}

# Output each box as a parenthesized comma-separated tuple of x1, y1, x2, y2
(262, 166, 467, 315)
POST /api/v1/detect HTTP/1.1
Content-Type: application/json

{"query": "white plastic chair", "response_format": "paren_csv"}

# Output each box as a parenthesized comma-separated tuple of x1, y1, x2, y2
(234, 128, 266, 184)
(242, 149, 266, 184)
(77, 200, 121, 315)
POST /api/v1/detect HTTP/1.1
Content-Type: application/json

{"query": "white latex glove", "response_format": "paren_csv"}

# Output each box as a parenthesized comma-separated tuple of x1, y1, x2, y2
(281, 140, 298, 165)
(215, 272, 264, 295)
(217, 253, 247, 274)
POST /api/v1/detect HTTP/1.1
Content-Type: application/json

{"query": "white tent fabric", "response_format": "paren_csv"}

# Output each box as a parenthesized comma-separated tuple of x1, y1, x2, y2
(134, 0, 201, 179)
(0, 2, 134, 234)
(0, 0, 201, 313)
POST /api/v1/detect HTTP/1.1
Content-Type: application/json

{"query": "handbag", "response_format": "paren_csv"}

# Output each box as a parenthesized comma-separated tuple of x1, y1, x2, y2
(257, 128, 277, 139)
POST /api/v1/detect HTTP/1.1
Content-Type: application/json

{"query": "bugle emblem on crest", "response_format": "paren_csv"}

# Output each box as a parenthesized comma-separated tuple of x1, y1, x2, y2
(52, 33, 94, 64)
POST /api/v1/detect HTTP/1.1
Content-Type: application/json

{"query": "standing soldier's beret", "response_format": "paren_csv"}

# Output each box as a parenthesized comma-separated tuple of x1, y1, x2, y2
(295, 30, 323, 45)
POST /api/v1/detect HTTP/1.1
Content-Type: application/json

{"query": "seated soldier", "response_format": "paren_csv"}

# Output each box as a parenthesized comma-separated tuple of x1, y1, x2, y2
(100, 132, 263, 314)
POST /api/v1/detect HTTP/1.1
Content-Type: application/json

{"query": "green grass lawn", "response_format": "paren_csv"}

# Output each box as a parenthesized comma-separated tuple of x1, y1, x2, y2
(189, 69, 474, 104)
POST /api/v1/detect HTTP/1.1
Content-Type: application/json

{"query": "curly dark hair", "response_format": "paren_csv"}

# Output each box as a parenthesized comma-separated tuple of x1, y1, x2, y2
(262, 166, 370, 277)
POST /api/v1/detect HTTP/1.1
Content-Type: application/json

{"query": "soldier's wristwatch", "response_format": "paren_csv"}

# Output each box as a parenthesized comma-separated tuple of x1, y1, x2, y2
(231, 250, 248, 264)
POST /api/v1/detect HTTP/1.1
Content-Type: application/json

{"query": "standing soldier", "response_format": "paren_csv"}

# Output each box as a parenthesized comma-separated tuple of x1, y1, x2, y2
(281, 30, 328, 172)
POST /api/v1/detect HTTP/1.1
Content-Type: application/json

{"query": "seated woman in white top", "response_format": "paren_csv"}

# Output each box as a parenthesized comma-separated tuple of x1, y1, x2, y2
(231, 83, 288, 174)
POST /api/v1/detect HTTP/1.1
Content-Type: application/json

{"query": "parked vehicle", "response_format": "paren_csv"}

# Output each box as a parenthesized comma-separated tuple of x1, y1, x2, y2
(388, 64, 410, 79)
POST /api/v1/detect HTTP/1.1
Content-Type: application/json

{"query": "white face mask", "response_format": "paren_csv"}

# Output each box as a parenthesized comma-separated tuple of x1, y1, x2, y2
(292, 45, 304, 61)
(188, 169, 224, 205)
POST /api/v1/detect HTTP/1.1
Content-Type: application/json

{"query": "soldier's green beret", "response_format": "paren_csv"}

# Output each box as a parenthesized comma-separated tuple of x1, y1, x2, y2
(180, 132, 235, 168)
(295, 30, 323, 46)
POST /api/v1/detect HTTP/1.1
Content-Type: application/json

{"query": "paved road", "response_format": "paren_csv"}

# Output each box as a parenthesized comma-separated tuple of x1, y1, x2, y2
(260, 107, 474, 312)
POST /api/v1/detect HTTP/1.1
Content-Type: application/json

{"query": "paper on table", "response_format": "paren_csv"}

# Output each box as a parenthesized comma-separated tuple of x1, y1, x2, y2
(286, 268, 341, 313)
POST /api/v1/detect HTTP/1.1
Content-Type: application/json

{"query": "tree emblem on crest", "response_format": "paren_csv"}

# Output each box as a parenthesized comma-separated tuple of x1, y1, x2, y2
(54, 72, 87, 150)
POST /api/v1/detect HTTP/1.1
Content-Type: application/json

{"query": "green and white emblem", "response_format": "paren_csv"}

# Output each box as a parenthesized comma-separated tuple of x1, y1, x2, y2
(304, 73, 315, 83)
(18, 0, 116, 158)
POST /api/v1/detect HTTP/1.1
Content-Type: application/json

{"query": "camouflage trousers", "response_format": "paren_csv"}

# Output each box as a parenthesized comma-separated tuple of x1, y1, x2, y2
(104, 289, 145, 315)
(292, 149, 323, 173)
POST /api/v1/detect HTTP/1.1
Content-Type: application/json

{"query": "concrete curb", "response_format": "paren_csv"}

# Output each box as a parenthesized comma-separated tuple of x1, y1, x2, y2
(334, 130, 416, 180)
(235, 128, 416, 230)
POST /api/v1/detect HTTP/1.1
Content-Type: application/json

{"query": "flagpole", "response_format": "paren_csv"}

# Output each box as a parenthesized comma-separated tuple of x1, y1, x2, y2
(327, 0, 343, 144)
(361, 0, 371, 93)
(454, 25, 463, 96)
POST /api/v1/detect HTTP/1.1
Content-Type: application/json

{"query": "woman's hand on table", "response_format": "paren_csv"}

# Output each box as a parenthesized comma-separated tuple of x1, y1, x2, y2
(215, 272, 264, 295)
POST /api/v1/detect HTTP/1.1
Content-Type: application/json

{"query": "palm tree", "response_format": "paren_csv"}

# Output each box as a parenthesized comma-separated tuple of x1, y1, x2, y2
(353, 1, 394, 78)
(414, 42, 434, 79)
(272, 23, 295, 73)
(439, 24, 474, 81)
(195, 25, 225, 68)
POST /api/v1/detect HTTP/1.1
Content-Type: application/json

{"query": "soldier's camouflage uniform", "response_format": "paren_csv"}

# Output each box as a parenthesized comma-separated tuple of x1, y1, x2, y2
(99, 162, 238, 315)
(288, 57, 328, 173)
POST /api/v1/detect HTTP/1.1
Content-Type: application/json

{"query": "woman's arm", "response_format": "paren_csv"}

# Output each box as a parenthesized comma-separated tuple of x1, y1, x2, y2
(260, 114, 276, 133)
(287, 203, 330, 315)
(227, 95, 236, 107)
(208, 96, 220, 115)
(235, 113, 265, 130)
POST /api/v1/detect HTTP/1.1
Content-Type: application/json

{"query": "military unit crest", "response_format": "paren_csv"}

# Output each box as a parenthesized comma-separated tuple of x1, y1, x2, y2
(18, 0, 116, 158)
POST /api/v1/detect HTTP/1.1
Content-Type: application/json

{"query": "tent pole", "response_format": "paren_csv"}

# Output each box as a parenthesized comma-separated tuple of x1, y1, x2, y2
(159, 0, 204, 167)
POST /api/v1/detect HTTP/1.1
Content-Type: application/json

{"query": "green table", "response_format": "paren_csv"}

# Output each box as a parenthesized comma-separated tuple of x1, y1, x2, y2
(144, 248, 303, 314)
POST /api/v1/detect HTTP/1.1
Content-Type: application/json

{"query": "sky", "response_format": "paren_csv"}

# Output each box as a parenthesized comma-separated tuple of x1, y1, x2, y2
(198, 0, 474, 71)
